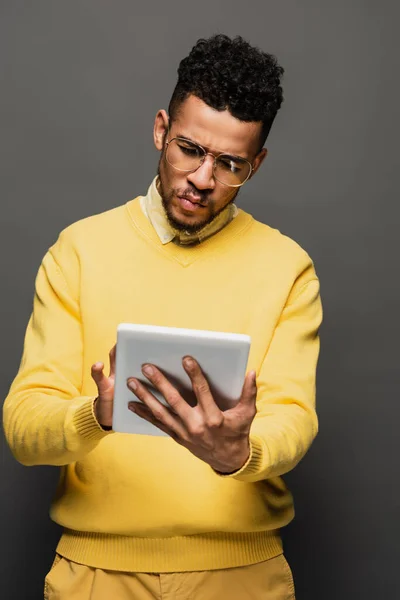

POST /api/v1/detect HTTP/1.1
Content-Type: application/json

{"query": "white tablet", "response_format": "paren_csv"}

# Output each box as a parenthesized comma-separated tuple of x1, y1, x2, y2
(112, 323, 251, 436)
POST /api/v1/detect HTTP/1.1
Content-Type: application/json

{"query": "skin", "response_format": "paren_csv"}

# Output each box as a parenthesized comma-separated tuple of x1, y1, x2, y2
(155, 95, 267, 233)
(92, 95, 269, 473)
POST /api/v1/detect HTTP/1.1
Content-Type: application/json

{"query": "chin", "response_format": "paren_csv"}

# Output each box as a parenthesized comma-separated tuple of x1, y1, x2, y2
(175, 215, 207, 231)
(171, 201, 207, 222)
(169, 208, 208, 233)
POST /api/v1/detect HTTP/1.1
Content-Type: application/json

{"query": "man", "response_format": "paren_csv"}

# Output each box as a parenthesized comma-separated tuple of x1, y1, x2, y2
(3, 34, 322, 599)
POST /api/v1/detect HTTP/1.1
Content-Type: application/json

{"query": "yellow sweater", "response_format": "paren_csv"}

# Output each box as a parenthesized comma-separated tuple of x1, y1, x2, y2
(3, 193, 322, 573)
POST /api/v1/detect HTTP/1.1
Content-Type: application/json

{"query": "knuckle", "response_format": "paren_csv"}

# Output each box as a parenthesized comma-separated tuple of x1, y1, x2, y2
(188, 422, 205, 437)
(194, 381, 210, 396)
(152, 406, 165, 421)
(167, 392, 181, 407)
(205, 416, 223, 429)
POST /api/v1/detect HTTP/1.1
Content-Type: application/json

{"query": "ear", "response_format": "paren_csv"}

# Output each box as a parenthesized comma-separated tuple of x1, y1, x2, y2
(250, 148, 268, 178)
(154, 109, 169, 151)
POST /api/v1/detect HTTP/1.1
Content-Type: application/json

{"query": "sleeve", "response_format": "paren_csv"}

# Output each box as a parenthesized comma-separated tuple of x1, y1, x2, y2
(2, 234, 111, 467)
(226, 269, 323, 483)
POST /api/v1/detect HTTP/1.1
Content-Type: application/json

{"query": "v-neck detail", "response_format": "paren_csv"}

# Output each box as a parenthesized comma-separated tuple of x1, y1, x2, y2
(125, 197, 254, 268)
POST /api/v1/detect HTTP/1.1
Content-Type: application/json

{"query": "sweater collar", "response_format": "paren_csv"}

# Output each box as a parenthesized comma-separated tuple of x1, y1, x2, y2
(140, 177, 238, 246)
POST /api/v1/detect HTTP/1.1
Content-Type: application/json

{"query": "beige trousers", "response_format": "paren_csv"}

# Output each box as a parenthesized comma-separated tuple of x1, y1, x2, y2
(44, 553, 295, 599)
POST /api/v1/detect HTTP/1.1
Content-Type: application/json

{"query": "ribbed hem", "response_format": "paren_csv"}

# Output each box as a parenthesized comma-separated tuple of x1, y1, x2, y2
(73, 397, 112, 441)
(56, 528, 282, 573)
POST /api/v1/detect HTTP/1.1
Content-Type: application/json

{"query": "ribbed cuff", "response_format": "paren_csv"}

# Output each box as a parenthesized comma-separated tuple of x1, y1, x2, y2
(215, 436, 265, 481)
(73, 397, 113, 441)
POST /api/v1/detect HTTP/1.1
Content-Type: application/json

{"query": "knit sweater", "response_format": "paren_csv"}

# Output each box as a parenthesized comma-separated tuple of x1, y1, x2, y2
(3, 190, 322, 572)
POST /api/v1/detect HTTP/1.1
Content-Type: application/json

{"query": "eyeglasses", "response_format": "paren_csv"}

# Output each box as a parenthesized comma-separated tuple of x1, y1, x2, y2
(164, 136, 254, 187)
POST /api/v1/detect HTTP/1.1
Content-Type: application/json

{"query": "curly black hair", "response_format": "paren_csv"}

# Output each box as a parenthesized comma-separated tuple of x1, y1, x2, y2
(168, 34, 284, 145)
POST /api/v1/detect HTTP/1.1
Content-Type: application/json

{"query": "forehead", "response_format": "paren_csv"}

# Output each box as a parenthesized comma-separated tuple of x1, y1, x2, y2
(171, 95, 262, 157)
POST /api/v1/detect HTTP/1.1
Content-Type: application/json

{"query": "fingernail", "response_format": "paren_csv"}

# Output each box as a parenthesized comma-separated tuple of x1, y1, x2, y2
(184, 357, 194, 367)
(142, 364, 154, 376)
(128, 378, 137, 390)
(128, 402, 136, 412)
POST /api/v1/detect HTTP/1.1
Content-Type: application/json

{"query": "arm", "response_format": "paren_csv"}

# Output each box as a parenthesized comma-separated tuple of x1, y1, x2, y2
(230, 273, 323, 483)
(122, 264, 322, 480)
(106, 264, 322, 482)
(3, 237, 110, 467)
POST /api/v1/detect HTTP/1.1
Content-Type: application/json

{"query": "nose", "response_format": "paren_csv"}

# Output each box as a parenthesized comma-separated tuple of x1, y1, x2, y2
(187, 154, 216, 190)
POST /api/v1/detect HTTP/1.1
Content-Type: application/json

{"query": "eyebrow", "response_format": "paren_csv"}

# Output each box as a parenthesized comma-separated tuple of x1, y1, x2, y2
(174, 133, 250, 162)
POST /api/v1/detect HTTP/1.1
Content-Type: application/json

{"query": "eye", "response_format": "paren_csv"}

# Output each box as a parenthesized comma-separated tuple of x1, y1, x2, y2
(177, 142, 202, 157)
(218, 157, 243, 173)
(181, 146, 198, 156)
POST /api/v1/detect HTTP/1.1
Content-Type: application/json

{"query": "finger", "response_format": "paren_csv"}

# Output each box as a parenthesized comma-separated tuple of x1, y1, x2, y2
(237, 370, 257, 412)
(140, 364, 192, 422)
(182, 357, 221, 419)
(127, 378, 188, 439)
(128, 401, 181, 442)
(109, 345, 117, 377)
(91, 362, 108, 393)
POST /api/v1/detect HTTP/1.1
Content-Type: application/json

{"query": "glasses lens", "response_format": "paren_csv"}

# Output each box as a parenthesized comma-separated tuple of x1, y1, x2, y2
(166, 138, 252, 187)
(166, 138, 204, 172)
(215, 155, 252, 186)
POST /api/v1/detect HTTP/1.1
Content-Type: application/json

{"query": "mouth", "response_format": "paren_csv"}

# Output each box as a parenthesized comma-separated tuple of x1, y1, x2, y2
(177, 195, 207, 212)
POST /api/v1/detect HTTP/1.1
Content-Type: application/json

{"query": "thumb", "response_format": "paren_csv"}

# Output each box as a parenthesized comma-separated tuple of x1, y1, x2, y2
(109, 345, 117, 378)
(239, 370, 257, 409)
(91, 362, 110, 396)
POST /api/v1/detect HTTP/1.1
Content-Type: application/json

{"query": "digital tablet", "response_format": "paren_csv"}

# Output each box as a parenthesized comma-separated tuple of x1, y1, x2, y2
(112, 323, 251, 436)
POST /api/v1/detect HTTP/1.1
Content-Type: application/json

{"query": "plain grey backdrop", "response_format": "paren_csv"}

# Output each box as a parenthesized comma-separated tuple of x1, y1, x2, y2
(1, 1, 399, 598)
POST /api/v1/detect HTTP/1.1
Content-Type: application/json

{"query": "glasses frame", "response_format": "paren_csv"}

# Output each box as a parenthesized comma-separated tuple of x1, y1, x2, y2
(164, 136, 254, 188)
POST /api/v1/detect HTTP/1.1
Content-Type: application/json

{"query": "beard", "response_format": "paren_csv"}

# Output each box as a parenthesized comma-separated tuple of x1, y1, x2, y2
(157, 160, 239, 235)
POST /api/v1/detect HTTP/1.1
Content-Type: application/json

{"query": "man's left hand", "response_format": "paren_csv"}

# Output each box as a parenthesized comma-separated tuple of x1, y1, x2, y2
(127, 357, 257, 473)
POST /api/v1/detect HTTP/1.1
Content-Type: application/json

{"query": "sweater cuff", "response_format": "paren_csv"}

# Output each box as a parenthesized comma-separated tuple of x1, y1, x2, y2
(73, 397, 113, 441)
(214, 435, 265, 480)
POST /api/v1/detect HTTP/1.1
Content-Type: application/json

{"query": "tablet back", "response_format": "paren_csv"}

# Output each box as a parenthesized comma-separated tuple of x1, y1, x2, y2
(112, 323, 251, 436)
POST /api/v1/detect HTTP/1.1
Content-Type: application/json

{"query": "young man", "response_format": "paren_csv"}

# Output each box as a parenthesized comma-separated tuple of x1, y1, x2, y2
(3, 34, 322, 599)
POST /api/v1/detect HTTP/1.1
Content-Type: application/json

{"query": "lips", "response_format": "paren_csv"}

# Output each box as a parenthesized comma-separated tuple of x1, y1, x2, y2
(179, 195, 205, 206)
(177, 195, 207, 213)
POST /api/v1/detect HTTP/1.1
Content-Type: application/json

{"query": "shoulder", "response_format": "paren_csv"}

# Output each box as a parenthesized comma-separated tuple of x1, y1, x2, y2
(42, 201, 136, 279)
(49, 200, 139, 257)
(243, 211, 317, 277)
(60, 203, 130, 243)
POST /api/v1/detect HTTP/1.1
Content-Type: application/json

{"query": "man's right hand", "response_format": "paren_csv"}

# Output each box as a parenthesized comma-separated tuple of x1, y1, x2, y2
(91, 345, 116, 429)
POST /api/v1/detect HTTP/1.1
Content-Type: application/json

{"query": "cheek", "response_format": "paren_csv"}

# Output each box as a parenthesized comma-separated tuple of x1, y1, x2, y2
(161, 162, 186, 193)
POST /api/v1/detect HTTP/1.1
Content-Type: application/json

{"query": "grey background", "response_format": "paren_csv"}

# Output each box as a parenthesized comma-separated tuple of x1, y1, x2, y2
(1, 1, 399, 598)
